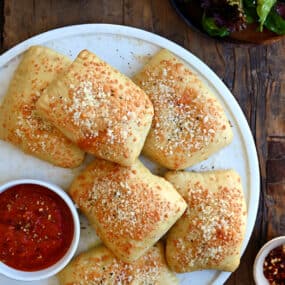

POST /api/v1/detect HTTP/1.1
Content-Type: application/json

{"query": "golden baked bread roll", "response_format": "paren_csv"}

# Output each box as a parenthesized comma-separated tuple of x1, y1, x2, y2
(57, 243, 178, 285)
(133, 49, 233, 170)
(36, 49, 154, 166)
(0, 46, 84, 168)
(69, 159, 187, 263)
(165, 170, 247, 272)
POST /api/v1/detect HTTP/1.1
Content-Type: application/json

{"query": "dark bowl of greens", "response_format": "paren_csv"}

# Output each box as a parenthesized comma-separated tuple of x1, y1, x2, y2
(170, 0, 285, 44)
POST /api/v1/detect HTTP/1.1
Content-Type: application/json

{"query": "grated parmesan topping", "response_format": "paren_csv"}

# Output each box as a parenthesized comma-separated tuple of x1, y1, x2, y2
(2, 49, 75, 161)
(72, 160, 181, 257)
(49, 51, 154, 157)
(14, 105, 61, 155)
(135, 57, 227, 159)
(83, 170, 172, 242)
(171, 177, 246, 270)
(62, 245, 166, 285)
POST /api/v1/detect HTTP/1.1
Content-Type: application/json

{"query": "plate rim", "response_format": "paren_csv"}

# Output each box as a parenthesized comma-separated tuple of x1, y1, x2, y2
(0, 23, 260, 284)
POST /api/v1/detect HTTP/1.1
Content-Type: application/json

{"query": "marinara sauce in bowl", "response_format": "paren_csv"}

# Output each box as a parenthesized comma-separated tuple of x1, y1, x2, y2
(0, 179, 80, 281)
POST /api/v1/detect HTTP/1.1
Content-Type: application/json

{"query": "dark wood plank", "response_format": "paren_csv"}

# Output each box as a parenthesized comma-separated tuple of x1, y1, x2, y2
(0, 0, 3, 52)
(267, 182, 285, 238)
(267, 138, 285, 184)
(266, 137, 285, 239)
(3, 0, 123, 50)
(123, 0, 154, 31)
(266, 41, 285, 137)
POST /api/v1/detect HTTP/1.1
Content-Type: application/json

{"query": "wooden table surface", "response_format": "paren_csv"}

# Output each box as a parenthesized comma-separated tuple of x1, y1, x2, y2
(0, 0, 284, 284)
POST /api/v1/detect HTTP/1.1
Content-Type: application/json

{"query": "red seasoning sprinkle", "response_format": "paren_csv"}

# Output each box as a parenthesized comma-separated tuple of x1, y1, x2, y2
(263, 244, 285, 285)
(70, 159, 185, 258)
(175, 183, 244, 268)
(58, 244, 173, 285)
(80, 170, 170, 242)
(39, 50, 154, 163)
(0, 46, 83, 168)
(165, 171, 246, 272)
(6, 50, 69, 155)
(133, 50, 230, 170)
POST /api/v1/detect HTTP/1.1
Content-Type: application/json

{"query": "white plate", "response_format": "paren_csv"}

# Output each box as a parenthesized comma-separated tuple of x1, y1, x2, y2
(0, 24, 260, 285)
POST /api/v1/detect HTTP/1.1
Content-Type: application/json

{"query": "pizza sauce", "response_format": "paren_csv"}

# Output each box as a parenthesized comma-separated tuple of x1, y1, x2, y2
(0, 184, 74, 271)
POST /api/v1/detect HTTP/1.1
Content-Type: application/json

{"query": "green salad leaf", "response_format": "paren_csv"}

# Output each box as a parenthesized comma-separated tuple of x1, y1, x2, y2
(265, 4, 285, 34)
(201, 0, 246, 36)
(257, 0, 277, 30)
(188, 0, 285, 37)
(243, 0, 256, 7)
(202, 13, 230, 37)
(243, 0, 258, 23)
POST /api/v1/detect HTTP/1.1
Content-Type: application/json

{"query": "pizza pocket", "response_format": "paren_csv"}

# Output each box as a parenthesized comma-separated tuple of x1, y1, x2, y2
(0, 46, 85, 168)
(36, 49, 154, 166)
(133, 49, 233, 170)
(165, 170, 247, 272)
(69, 159, 187, 263)
(57, 243, 178, 285)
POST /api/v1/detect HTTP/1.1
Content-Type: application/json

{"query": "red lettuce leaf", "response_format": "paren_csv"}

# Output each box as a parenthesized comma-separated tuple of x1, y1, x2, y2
(201, 0, 247, 32)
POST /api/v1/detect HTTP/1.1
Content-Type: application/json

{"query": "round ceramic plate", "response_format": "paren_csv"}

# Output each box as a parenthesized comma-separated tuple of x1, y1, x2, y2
(0, 24, 260, 285)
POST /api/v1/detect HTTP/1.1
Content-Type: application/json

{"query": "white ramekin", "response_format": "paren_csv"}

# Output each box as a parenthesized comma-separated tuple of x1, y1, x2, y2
(253, 236, 285, 285)
(0, 179, 80, 281)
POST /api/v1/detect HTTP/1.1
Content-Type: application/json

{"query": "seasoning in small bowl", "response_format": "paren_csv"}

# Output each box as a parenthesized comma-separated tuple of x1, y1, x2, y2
(254, 236, 285, 285)
(263, 244, 285, 285)
(0, 179, 80, 281)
